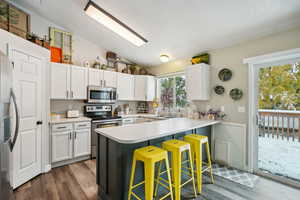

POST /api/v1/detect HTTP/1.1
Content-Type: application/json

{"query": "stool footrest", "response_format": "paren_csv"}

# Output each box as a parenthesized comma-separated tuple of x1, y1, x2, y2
(131, 192, 142, 200)
(132, 181, 145, 189)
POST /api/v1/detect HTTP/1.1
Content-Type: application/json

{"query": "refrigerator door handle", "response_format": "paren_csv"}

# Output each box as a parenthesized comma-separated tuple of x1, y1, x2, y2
(9, 89, 20, 152)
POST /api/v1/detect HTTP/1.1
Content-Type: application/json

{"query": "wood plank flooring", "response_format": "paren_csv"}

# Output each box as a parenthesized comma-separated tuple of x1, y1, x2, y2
(13, 159, 300, 200)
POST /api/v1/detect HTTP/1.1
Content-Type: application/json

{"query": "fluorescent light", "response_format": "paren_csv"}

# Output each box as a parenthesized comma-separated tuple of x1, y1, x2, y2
(160, 55, 169, 63)
(84, 1, 148, 47)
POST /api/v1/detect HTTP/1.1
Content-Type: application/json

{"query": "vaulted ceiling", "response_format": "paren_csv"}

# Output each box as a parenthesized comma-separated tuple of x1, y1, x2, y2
(16, 0, 300, 66)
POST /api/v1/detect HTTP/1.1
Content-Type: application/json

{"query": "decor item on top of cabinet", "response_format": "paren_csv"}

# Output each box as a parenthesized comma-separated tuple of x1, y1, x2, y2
(229, 88, 243, 100)
(0, 1, 30, 39)
(129, 65, 137, 75)
(191, 53, 209, 64)
(50, 27, 73, 64)
(218, 68, 232, 81)
(139, 67, 148, 75)
(214, 85, 225, 95)
(83, 60, 90, 68)
(93, 56, 101, 69)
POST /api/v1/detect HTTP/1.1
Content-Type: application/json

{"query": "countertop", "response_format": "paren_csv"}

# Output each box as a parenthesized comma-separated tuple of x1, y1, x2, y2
(50, 116, 92, 124)
(95, 118, 220, 144)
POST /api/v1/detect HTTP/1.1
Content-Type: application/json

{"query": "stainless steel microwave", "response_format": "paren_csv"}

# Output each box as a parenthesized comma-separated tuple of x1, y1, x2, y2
(87, 86, 117, 104)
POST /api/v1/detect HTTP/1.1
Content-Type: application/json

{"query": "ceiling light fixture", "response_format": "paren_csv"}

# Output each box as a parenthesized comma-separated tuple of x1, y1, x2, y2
(84, 1, 148, 47)
(160, 55, 169, 63)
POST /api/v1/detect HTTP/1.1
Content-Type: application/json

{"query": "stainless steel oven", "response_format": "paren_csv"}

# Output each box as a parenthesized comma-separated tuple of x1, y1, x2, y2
(91, 119, 122, 158)
(84, 105, 122, 158)
(87, 85, 117, 104)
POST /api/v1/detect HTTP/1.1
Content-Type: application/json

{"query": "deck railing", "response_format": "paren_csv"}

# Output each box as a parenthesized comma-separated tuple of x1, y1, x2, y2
(258, 109, 300, 142)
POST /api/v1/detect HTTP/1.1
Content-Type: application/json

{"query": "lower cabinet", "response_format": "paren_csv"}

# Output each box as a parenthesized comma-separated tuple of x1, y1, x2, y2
(51, 121, 91, 166)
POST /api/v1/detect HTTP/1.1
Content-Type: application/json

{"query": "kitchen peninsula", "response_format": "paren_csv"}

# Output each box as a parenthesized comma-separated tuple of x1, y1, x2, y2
(95, 118, 220, 199)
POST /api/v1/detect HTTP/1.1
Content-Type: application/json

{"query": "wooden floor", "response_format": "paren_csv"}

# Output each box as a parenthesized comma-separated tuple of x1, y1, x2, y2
(13, 159, 300, 200)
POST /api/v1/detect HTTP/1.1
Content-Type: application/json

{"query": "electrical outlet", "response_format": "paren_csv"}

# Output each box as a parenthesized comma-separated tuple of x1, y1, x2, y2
(220, 106, 225, 112)
(238, 106, 245, 113)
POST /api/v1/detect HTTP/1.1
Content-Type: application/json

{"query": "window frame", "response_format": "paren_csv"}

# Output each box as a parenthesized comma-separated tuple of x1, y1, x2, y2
(156, 72, 187, 109)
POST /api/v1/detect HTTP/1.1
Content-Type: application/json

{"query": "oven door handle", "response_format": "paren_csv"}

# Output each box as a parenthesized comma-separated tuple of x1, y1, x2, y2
(94, 121, 121, 125)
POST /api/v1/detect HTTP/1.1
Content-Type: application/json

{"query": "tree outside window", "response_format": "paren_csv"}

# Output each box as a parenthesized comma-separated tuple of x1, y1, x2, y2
(159, 75, 187, 109)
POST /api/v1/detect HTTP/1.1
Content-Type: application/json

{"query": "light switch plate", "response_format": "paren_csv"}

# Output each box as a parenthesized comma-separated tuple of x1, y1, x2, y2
(238, 106, 245, 113)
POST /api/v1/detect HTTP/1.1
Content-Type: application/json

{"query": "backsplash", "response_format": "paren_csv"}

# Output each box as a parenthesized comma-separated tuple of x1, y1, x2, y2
(50, 100, 138, 117)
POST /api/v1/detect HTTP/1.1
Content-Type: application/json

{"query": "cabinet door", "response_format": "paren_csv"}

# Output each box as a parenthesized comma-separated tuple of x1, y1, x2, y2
(186, 63, 210, 100)
(103, 70, 117, 88)
(134, 76, 146, 101)
(70, 66, 88, 99)
(117, 73, 134, 100)
(51, 131, 73, 163)
(88, 68, 101, 86)
(146, 76, 156, 101)
(50, 63, 70, 99)
(73, 129, 91, 157)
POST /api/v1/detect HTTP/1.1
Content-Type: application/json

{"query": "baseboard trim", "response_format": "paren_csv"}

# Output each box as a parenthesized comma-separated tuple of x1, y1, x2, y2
(51, 155, 91, 169)
(44, 164, 51, 173)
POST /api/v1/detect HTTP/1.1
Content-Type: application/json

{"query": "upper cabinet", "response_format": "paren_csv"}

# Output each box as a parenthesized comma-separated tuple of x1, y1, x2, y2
(134, 75, 156, 101)
(70, 66, 88, 99)
(88, 68, 117, 88)
(117, 73, 134, 100)
(50, 63, 88, 100)
(185, 63, 210, 101)
(51, 63, 70, 99)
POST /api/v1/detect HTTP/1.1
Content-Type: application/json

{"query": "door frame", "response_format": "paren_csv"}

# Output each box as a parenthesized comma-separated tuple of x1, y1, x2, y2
(244, 48, 300, 173)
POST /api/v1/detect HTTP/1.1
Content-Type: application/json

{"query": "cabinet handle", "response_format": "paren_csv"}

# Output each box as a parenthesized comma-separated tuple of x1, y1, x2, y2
(74, 131, 77, 139)
(104, 80, 106, 87)
(66, 91, 69, 99)
(57, 126, 66, 129)
(71, 91, 74, 98)
(69, 132, 72, 140)
(100, 80, 103, 87)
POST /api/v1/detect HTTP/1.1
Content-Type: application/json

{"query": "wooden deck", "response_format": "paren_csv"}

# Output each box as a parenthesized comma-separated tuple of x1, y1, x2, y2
(13, 159, 300, 200)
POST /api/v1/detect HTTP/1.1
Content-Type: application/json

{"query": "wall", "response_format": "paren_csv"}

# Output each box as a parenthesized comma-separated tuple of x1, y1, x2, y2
(8, 1, 108, 66)
(149, 26, 300, 124)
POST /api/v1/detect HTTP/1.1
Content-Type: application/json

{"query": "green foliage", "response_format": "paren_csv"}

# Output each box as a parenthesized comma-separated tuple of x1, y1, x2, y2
(259, 63, 300, 110)
(160, 76, 187, 109)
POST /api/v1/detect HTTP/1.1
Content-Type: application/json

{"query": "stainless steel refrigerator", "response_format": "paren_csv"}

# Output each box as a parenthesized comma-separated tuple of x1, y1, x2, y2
(0, 49, 19, 199)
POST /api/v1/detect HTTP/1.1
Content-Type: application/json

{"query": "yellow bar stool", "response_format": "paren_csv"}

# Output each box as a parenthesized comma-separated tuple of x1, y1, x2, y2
(159, 139, 197, 200)
(128, 146, 173, 200)
(184, 134, 214, 194)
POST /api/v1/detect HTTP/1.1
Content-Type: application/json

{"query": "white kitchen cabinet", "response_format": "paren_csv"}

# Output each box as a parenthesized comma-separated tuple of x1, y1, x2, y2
(88, 68, 117, 88)
(88, 68, 101, 86)
(70, 65, 88, 99)
(185, 63, 210, 101)
(51, 63, 70, 99)
(50, 63, 88, 99)
(51, 131, 73, 163)
(103, 70, 117, 88)
(74, 129, 91, 157)
(134, 75, 156, 101)
(117, 73, 134, 100)
(50, 63, 87, 99)
(51, 121, 91, 167)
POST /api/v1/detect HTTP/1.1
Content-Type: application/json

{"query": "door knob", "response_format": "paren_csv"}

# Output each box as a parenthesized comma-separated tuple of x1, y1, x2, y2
(36, 121, 43, 125)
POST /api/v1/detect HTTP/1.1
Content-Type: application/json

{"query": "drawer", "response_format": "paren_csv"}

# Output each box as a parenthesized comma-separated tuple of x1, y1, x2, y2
(52, 123, 73, 132)
(74, 122, 91, 130)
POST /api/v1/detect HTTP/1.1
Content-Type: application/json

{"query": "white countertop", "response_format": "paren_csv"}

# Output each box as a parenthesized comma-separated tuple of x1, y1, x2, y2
(50, 116, 92, 124)
(95, 118, 220, 144)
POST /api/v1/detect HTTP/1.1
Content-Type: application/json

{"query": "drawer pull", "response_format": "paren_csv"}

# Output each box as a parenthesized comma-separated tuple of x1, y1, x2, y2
(57, 126, 66, 129)
(78, 124, 87, 127)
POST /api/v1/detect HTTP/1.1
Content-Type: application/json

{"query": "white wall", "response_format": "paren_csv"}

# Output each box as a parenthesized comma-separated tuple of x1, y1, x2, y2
(149, 26, 300, 124)
(8, 0, 108, 66)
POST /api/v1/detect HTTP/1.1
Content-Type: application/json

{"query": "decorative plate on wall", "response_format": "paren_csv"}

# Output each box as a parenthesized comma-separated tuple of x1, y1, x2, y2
(218, 68, 232, 81)
(230, 88, 243, 100)
(214, 85, 225, 95)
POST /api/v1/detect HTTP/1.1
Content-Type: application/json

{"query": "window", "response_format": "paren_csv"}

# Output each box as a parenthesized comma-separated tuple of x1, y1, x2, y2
(157, 74, 187, 109)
